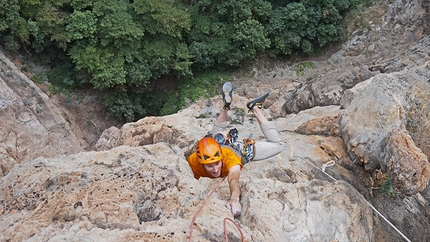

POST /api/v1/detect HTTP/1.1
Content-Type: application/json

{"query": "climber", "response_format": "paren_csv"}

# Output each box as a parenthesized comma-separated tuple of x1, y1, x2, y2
(187, 82, 286, 218)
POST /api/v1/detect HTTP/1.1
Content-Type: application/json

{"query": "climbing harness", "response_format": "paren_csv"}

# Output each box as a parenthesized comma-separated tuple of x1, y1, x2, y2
(226, 128, 239, 145)
(303, 158, 412, 242)
(213, 129, 255, 165)
(214, 128, 239, 146)
(189, 176, 245, 242)
(241, 135, 255, 164)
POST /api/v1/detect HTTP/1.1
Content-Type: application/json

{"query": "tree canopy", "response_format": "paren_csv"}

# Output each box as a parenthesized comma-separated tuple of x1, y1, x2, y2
(0, 0, 359, 121)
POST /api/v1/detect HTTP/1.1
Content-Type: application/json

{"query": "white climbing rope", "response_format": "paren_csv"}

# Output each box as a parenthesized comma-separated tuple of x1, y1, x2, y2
(321, 160, 335, 173)
(303, 158, 412, 242)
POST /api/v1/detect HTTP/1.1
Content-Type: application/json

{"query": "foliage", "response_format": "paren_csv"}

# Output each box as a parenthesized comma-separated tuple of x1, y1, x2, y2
(0, 0, 26, 50)
(133, 0, 193, 79)
(406, 115, 419, 132)
(295, 61, 316, 76)
(186, 0, 271, 70)
(0, 0, 363, 122)
(267, 2, 309, 55)
(66, 0, 144, 89)
(102, 89, 165, 122)
(160, 71, 232, 115)
(380, 177, 395, 197)
(30, 73, 47, 84)
(267, 0, 347, 55)
(134, 0, 191, 38)
(1, 0, 193, 92)
(48, 61, 91, 90)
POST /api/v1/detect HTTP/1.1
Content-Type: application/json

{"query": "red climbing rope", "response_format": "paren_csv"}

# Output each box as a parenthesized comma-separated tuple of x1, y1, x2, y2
(189, 176, 245, 242)
(223, 217, 244, 242)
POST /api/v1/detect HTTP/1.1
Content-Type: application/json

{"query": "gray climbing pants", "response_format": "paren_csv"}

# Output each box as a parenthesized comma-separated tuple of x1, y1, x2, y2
(211, 120, 285, 161)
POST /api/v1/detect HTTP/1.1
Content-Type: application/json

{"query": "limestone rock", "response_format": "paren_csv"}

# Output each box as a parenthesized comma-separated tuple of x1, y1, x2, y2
(1, 0, 430, 241)
(0, 142, 375, 242)
(0, 49, 83, 177)
(339, 70, 430, 195)
(283, 0, 429, 114)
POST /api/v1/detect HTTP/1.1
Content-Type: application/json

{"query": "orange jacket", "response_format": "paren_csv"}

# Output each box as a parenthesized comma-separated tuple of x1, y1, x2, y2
(187, 146, 243, 179)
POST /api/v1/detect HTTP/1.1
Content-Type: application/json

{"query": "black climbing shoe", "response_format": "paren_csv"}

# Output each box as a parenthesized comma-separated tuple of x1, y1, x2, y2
(222, 82, 233, 109)
(246, 92, 269, 111)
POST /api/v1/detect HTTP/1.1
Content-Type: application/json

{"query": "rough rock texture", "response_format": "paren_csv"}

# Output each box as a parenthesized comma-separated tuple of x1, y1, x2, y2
(2, 102, 427, 241)
(340, 70, 430, 195)
(1, 116, 380, 242)
(283, 0, 429, 113)
(0, 50, 84, 177)
(280, 0, 430, 196)
(0, 145, 195, 241)
(1, 0, 430, 241)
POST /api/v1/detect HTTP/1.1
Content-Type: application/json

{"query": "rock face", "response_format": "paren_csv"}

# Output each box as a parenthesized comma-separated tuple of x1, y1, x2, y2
(0, 50, 84, 177)
(281, 0, 430, 196)
(1, 124, 378, 242)
(340, 70, 430, 196)
(1, 0, 430, 242)
(0, 145, 195, 241)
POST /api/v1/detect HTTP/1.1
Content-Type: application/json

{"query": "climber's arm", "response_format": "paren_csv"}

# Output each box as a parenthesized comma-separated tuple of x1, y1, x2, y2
(227, 164, 242, 217)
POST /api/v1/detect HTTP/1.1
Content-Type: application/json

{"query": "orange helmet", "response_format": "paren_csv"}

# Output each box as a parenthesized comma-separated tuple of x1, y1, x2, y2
(196, 137, 223, 164)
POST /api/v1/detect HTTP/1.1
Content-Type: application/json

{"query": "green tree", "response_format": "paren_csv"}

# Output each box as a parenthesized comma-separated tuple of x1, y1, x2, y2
(1, 0, 358, 122)
(1, 0, 67, 51)
(134, 0, 193, 79)
(268, 2, 309, 55)
(65, 0, 192, 119)
(14, 0, 68, 52)
(267, 0, 351, 55)
(134, 0, 191, 38)
(64, 0, 193, 90)
(187, 0, 271, 69)
(66, 0, 144, 89)
(0, 0, 22, 50)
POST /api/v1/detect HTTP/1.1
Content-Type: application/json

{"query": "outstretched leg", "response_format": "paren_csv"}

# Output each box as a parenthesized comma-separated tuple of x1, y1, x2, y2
(211, 108, 229, 135)
(249, 103, 285, 161)
(210, 82, 232, 135)
(252, 105, 269, 126)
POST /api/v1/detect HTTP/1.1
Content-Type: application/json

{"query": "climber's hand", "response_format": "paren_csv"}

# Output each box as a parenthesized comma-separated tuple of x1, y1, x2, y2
(227, 199, 242, 218)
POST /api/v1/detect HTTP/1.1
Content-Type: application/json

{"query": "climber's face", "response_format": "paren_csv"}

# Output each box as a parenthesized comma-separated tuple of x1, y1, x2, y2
(203, 161, 222, 178)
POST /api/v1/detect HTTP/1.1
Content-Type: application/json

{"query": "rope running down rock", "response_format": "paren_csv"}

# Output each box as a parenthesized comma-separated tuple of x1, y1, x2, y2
(303, 158, 412, 242)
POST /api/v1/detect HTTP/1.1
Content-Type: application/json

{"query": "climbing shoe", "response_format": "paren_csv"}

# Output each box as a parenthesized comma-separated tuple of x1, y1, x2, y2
(222, 82, 233, 109)
(246, 92, 269, 111)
